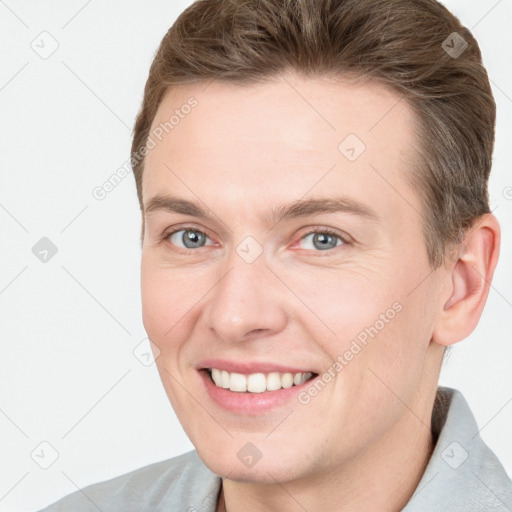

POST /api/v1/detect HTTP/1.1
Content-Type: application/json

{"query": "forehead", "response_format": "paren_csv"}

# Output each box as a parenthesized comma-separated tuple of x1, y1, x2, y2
(142, 74, 422, 222)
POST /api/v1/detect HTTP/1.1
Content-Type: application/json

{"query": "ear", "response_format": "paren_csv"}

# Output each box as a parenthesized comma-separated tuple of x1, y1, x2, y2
(432, 213, 501, 346)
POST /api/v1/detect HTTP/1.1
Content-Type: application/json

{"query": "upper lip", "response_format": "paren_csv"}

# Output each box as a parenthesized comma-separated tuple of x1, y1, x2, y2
(197, 359, 317, 375)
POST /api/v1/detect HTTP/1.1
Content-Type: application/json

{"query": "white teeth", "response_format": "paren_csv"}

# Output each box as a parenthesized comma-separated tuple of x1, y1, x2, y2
(281, 373, 294, 389)
(209, 369, 313, 393)
(266, 372, 282, 391)
(229, 372, 247, 392)
(247, 373, 267, 393)
(211, 368, 221, 386)
(221, 370, 230, 389)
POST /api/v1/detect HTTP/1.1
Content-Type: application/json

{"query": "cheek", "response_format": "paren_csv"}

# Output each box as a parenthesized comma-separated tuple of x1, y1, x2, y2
(286, 262, 397, 349)
(141, 259, 179, 342)
(140, 257, 211, 347)
(141, 266, 166, 339)
(310, 258, 434, 386)
(350, 279, 438, 406)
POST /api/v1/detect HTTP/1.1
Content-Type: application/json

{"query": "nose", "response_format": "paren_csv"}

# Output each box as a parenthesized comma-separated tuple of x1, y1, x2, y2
(201, 245, 288, 344)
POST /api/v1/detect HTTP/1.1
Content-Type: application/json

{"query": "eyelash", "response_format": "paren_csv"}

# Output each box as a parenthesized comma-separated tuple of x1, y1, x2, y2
(160, 225, 349, 255)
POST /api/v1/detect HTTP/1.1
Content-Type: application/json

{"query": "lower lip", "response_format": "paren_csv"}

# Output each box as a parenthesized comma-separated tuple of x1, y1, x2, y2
(199, 370, 317, 415)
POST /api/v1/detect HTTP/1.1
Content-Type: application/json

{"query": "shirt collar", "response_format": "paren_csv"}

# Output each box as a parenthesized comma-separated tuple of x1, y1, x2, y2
(184, 386, 512, 511)
(402, 386, 512, 511)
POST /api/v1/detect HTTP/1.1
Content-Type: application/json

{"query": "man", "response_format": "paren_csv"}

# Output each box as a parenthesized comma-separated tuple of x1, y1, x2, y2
(39, 0, 512, 510)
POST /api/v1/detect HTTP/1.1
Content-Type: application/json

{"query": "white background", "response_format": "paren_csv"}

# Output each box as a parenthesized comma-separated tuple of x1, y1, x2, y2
(0, 1, 511, 510)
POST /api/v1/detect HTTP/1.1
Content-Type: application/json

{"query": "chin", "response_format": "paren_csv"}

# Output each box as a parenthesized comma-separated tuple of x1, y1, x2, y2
(195, 443, 310, 484)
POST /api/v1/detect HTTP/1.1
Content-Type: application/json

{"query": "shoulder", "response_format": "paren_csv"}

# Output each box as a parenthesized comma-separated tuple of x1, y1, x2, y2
(403, 386, 512, 511)
(36, 450, 221, 512)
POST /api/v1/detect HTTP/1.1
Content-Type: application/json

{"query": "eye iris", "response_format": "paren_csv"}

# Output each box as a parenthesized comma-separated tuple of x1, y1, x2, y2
(313, 233, 337, 250)
(183, 230, 205, 248)
(176, 231, 339, 250)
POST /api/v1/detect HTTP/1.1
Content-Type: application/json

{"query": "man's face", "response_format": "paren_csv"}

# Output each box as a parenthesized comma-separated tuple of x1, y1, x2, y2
(140, 74, 446, 482)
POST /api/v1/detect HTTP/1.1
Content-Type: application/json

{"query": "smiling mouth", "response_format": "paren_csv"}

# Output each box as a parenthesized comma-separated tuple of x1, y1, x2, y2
(205, 368, 318, 393)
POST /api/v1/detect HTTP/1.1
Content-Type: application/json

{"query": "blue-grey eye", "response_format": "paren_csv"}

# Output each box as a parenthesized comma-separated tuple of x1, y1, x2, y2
(299, 232, 343, 251)
(169, 229, 211, 249)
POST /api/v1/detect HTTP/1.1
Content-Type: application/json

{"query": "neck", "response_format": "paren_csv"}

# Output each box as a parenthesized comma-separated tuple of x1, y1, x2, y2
(217, 378, 439, 512)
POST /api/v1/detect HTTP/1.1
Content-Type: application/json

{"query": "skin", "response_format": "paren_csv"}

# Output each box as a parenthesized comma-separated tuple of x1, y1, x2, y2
(140, 73, 500, 512)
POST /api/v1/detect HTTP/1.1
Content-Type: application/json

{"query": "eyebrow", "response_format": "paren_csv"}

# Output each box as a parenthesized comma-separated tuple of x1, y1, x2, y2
(144, 194, 379, 225)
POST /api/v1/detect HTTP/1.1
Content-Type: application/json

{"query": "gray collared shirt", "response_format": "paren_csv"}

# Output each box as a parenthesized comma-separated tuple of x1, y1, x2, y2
(37, 386, 512, 511)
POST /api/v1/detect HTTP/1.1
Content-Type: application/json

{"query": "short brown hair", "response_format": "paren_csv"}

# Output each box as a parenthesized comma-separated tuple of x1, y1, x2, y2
(131, 0, 495, 268)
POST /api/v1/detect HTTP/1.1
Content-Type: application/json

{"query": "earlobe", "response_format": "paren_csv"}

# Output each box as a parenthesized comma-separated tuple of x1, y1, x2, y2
(433, 214, 500, 347)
